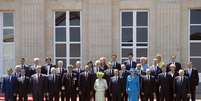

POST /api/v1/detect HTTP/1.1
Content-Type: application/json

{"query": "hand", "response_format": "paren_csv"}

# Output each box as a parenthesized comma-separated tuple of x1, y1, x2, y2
(79, 91, 82, 95)
(121, 93, 124, 97)
(110, 93, 112, 96)
(173, 94, 176, 98)
(141, 92, 144, 95)
(62, 86, 65, 90)
(187, 93, 191, 97)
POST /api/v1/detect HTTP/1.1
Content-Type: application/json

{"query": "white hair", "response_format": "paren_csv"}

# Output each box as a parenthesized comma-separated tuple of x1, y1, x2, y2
(34, 58, 40, 61)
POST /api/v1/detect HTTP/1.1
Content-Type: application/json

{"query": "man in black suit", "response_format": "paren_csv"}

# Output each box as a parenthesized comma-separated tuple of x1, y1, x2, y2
(20, 58, 31, 77)
(17, 68, 30, 101)
(185, 62, 199, 101)
(30, 58, 40, 76)
(124, 53, 136, 70)
(61, 65, 73, 101)
(79, 65, 92, 101)
(100, 57, 109, 71)
(174, 69, 190, 101)
(72, 61, 84, 101)
(30, 66, 46, 101)
(41, 57, 54, 75)
(167, 55, 182, 72)
(168, 64, 179, 101)
(104, 62, 113, 101)
(13, 65, 21, 101)
(119, 64, 130, 101)
(109, 69, 123, 101)
(158, 65, 172, 101)
(111, 54, 121, 70)
(141, 69, 155, 101)
(150, 58, 162, 101)
(47, 67, 61, 101)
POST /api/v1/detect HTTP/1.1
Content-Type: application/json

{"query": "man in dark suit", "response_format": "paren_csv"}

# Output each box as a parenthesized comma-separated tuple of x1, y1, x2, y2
(109, 69, 123, 101)
(13, 65, 22, 101)
(168, 64, 179, 101)
(20, 58, 31, 77)
(141, 69, 155, 101)
(79, 65, 93, 101)
(2, 68, 17, 101)
(30, 66, 46, 101)
(111, 54, 121, 70)
(119, 64, 130, 101)
(57, 60, 66, 76)
(72, 61, 84, 101)
(150, 58, 162, 101)
(47, 67, 61, 101)
(17, 68, 30, 101)
(174, 69, 190, 101)
(158, 65, 172, 101)
(124, 53, 136, 70)
(61, 65, 73, 101)
(41, 57, 54, 75)
(100, 57, 109, 71)
(185, 62, 199, 101)
(167, 55, 182, 72)
(104, 62, 113, 101)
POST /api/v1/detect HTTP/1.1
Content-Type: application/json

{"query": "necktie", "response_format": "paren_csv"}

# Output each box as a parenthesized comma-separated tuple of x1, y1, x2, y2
(130, 60, 132, 68)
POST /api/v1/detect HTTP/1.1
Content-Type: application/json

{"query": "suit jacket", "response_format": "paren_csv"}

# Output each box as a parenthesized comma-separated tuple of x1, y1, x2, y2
(2, 75, 17, 94)
(17, 76, 30, 95)
(124, 60, 136, 70)
(21, 64, 32, 77)
(168, 71, 179, 95)
(79, 72, 93, 94)
(62, 72, 73, 94)
(158, 72, 172, 95)
(141, 75, 156, 95)
(48, 74, 61, 94)
(30, 74, 46, 95)
(120, 70, 130, 94)
(109, 76, 123, 96)
(72, 68, 84, 93)
(185, 68, 199, 90)
(111, 61, 121, 70)
(174, 76, 190, 96)
(41, 64, 54, 75)
(167, 62, 181, 72)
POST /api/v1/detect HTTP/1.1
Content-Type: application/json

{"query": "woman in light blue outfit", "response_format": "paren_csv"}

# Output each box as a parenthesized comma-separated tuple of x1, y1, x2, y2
(126, 69, 140, 101)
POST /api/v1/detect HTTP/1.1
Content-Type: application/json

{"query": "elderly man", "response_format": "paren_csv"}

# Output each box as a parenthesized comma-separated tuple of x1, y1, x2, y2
(30, 58, 40, 76)
(167, 55, 181, 72)
(185, 62, 199, 101)
(30, 66, 46, 101)
(174, 69, 190, 101)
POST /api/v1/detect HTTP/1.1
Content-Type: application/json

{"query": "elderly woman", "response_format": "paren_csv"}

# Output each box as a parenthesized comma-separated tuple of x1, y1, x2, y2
(94, 72, 108, 101)
(126, 69, 140, 101)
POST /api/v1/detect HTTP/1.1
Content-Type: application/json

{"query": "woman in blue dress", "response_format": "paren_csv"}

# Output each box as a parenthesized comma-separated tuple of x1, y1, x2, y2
(126, 69, 140, 101)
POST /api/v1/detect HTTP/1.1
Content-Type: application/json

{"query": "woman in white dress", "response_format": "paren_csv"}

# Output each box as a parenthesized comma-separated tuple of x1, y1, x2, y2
(94, 72, 108, 101)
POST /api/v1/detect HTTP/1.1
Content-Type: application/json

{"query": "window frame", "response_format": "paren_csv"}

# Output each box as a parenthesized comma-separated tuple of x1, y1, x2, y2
(188, 9, 201, 73)
(53, 11, 82, 67)
(120, 10, 149, 62)
(0, 12, 15, 76)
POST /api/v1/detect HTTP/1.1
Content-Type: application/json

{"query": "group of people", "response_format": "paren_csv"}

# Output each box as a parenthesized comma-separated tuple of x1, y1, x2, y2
(1, 53, 200, 101)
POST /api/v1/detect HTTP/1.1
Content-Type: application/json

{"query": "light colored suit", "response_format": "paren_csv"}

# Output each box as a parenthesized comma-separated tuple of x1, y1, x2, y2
(94, 78, 108, 101)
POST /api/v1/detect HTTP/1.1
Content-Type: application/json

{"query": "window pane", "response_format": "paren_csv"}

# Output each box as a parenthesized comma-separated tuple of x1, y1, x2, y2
(122, 28, 133, 42)
(56, 44, 66, 57)
(3, 29, 14, 42)
(70, 12, 80, 26)
(56, 59, 66, 68)
(56, 28, 66, 42)
(122, 48, 133, 57)
(136, 48, 147, 57)
(122, 12, 133, 26)
(70, 27, 80, 42)
(3, 13, 14, 27)
(70, 44, 80, 57)
(55, 12, 66, 26)
(190, 43, 201, 56)
(190, 26, 201, 40)
(190, 9, 201, 24)
(137, 28, 148, 42)
(70, 59, 80, 65)
(190, 58, 201, 72)
(137, 12, 148, 26)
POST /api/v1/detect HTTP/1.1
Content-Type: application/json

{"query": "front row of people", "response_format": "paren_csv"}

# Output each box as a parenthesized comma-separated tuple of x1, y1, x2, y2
(2, 61, 199, 101)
